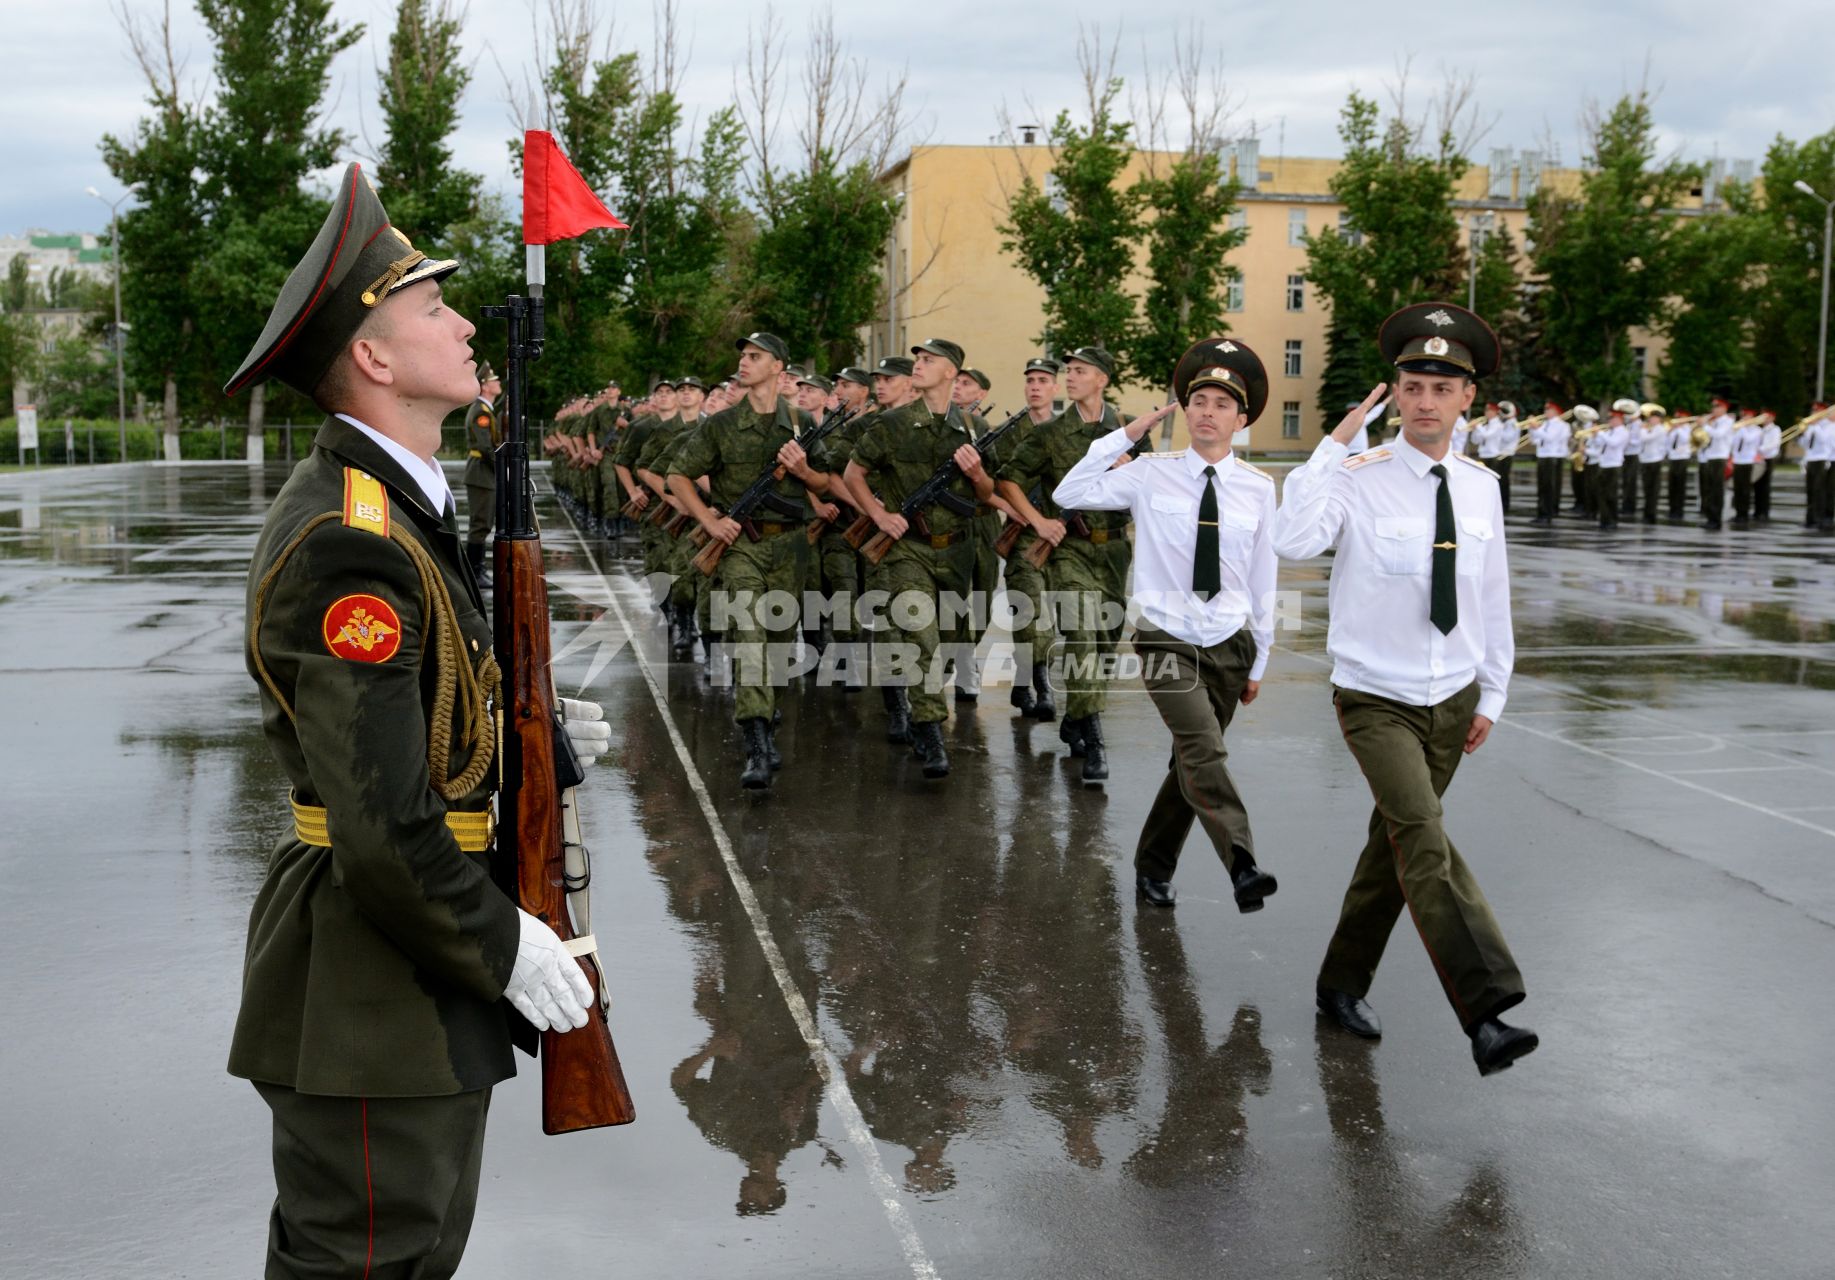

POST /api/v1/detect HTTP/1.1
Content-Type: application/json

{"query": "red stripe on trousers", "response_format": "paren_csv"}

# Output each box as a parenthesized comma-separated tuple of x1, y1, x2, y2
(360, 1098, 375, 1279)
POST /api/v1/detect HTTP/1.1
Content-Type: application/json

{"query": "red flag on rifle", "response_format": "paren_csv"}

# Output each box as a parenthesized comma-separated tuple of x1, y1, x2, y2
(523, 130, 627, 244)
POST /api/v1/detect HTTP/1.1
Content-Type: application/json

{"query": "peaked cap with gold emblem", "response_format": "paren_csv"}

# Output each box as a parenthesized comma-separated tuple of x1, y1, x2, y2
(1172, 336, 1268, 423)
(1378, 301, 1499, 380)
(225, 163, 459, 397)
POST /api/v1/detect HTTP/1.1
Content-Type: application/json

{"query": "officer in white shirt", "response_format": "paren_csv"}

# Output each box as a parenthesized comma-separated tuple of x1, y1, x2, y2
(1638, 403, 1672, 524)
(1272, 301, 1534, 1077)
(1614, 399, 1645, 518)
(1754, 412, 1781, 522)
(1473, 406, 1500, 463)
(1697, 396, 1735, 529)
(1451, 412, 1473, 458)
(1666, 411, 1695, 521)
(1487, 402, 1519, 512)
(1801, 404, 1833, 530)
(1054, 337, 1279, 913)
(1594, 403, 1630, 530)
(1529, 400, 1571, 525)
(1730, 411, 1764, 527)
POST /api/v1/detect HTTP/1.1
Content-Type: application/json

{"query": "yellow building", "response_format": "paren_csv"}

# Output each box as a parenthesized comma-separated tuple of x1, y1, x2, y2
(865, 142, 1714, 453)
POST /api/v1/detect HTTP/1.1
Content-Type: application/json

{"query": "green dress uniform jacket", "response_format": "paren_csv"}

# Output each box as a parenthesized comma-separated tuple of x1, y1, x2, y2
(232, 416, 521, 1099)
(461, 397, 499, 488)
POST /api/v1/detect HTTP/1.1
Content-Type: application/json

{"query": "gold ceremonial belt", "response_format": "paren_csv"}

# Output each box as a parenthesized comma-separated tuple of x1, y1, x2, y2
(290, 794, 494, 852)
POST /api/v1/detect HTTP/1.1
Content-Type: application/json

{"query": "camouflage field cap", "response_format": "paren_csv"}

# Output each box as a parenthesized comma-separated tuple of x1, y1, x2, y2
(225, 163, 458, 397)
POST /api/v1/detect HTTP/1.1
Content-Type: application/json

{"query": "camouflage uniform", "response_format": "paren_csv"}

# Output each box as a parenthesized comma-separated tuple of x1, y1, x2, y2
(668, 397, 813, 723)
(851, 401, 995, 725)
(1000, 413, 1055, 669)
(998, 403, 1147, 721)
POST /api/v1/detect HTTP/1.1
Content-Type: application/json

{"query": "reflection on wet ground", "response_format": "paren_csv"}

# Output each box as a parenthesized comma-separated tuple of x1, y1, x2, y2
(2, 461, 1832, 1279)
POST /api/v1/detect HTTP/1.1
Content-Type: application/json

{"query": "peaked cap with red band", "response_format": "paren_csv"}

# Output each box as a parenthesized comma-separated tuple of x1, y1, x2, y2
(224, 163, 459, 397)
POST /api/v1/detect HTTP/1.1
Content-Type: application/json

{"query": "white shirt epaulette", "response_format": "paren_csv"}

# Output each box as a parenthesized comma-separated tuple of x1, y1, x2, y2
(1142, 449, 1187, 460)
(1452, 452, 1496, 475)
(1235, 458, 1273, 481)
(1343, 447, 1393, 470)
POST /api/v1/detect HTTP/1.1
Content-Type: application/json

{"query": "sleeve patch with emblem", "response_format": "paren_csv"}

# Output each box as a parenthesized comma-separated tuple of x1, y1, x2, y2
(322, 593, 403, 662)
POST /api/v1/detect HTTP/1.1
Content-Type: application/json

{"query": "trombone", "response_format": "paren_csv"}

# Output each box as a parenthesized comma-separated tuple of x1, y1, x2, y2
(1510, 408, 1575, 455)
(1780, 406, 1834, 448)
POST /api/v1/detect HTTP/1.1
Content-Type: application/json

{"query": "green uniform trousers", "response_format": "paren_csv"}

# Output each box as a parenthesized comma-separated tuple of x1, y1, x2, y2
(722, 528, 807, 722)
(1319, 683, 1525, 1031)
(876, 534, 976, 724)
(1045, 534, 1131, 720)
(464, 483, 494, 550)
(814, 528, 861, 645)
(1001, 533, 1052, 662)
(254, 1082, 490, 1280)
(1132, 624, 1258, 882)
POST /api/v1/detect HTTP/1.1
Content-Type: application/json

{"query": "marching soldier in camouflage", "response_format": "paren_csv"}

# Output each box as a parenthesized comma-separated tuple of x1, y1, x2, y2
(997, 345, 1149, 784)
(846, 339, 1000, 779)
(950, 366, 1009, 703)
(669, 333, 818, 789)
(805, 366, 876, 690)
(1000, 356, 1063, 721)
(836, 357, 918, 735)
(617, 379, 682, 581)
(462, 361, 502, 585)
(223, 163, 609, 1279)
(643, 388, 712, 656)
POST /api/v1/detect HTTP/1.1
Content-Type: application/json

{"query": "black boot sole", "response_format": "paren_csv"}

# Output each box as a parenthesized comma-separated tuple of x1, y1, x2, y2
(1475, 1029, 1540, 1076)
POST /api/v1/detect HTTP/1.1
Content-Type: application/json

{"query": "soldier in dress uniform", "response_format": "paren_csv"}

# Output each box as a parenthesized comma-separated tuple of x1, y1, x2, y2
(1730, 410, 1764, 528)
(1802, 404, 1834, 531)
(1753, 411, 1781, 522)
(1637, 403, 1671, 524)
(1666, 408, 1696, 522)
(1272, 301, 1537, 1078)
(462, 361, 502, 584)
(1698, 396, 1735, 529)
(223, 164, 610, 1278)
(1052, 337, 1280, 913)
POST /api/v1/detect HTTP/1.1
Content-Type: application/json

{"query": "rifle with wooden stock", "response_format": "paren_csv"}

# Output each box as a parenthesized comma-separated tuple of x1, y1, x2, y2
(858, 408, 1027, 567)
(485, 282, 635, 1136)
(690, 404, 863, 576)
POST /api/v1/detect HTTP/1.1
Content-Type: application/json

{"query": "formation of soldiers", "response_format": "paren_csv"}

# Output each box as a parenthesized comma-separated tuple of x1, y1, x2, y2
(540, 337, 1146, 790)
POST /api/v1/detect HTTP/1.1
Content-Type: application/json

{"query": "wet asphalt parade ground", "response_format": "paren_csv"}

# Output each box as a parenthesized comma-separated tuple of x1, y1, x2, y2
(2, 459, 1833, 1279)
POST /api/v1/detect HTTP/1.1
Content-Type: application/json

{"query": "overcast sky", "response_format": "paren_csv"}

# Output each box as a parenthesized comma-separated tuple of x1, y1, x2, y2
(10, 0, 1835, 236)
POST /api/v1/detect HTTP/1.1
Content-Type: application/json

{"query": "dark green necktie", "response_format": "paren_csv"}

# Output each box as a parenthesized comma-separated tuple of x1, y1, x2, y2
(1429, 463, 1457, 634)
(1194, 464, 1221, 601)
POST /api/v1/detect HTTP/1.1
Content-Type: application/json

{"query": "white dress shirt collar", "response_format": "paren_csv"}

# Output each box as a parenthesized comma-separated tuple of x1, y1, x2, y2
(1182, 448, 1232, 481)
(336, 413, 454, 518)
(1391, 433, 1449, 479)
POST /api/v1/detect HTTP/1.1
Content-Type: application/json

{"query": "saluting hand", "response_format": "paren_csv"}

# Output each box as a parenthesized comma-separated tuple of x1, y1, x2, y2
(1124, 401, 1178, 443)
(1333, 384, 1389, 445)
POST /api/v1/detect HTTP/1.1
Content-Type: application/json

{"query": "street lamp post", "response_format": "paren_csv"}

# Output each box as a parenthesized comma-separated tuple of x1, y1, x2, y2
(1793, 179, 1833, 403)
(85, 186, 132, 462)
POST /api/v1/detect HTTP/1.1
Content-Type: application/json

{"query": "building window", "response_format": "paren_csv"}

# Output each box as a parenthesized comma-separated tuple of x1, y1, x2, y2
(1337, 210, 1363, 247)
(1288, 208, 1307, 246)
(1224, 276, 1244, 312)
(1282, 401, 1301, 439)
(1632, 346, 1649, 395)
(1285, 274, 1305, 312)
(1284, 340, 1303, 378)
(1229, 209, 1248, 233)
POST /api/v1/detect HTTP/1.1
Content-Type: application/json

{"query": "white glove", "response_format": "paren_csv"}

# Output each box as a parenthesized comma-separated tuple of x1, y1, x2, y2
(504, 909, 593, 1032)
(559, 696, 611, 770)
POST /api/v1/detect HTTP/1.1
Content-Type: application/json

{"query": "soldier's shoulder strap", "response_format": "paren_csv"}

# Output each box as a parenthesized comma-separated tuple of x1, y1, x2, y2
(1142, 448, 1186, 461)
(1452, 452, 1493, 474)
(1342, 448, 1392, 471)
(341, 467, 391, 536)
(1235, 457, 1273, 481)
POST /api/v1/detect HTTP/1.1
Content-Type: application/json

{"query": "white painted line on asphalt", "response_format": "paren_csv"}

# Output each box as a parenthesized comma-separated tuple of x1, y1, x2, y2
(1669, 765, 1812, 775)
(560, 516, 943, 1280)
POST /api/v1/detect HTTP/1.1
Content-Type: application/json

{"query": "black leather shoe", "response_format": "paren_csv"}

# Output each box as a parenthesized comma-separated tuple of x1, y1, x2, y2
(1316, 986, 1381, 1039)
(1469, 1017, 1538, 1076)
(1229, 857, 1277, 912)
(738, 719, 772, 790)
(1135, 874, 1176, 907)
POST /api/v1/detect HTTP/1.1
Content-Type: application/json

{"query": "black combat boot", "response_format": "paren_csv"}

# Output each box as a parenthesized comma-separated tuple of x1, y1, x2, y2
(765, 720, 783, 772)
(1009, 670, 1037, 715)
(884, 686, 912, 744)
(675, 603, 699, 654)
(1029, 660, 1057, 721)
(739, 719, 772, 790)
(1059, 714, 1087, 758)
(912, 721, 950, 778)
(1080, 713, 1108, 785)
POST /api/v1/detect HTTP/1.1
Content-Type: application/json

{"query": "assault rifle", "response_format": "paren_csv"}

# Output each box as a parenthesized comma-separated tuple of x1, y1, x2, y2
(858, 408, 1026, 567)
(689, 404, 861, 576)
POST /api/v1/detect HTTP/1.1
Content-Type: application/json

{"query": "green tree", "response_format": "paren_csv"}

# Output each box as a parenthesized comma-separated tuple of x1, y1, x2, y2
(101, 6, 208, 436)
(2, 256, 29, 311)
(195, 0, 365, 438)
(36, 334, 118, 419)
(1737, 130, 1835, 417)
(1528, 91, 1698, 402)
(1470, 223, 1544, 408)
(1304, 91, 1469, 422)
(1132, 149, 1244, 390)
(375, 0, 478, 247)
(1000, 76, 1143, 376)
(1658, 182, 1767, 411)
(0, 311, 36, 408)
